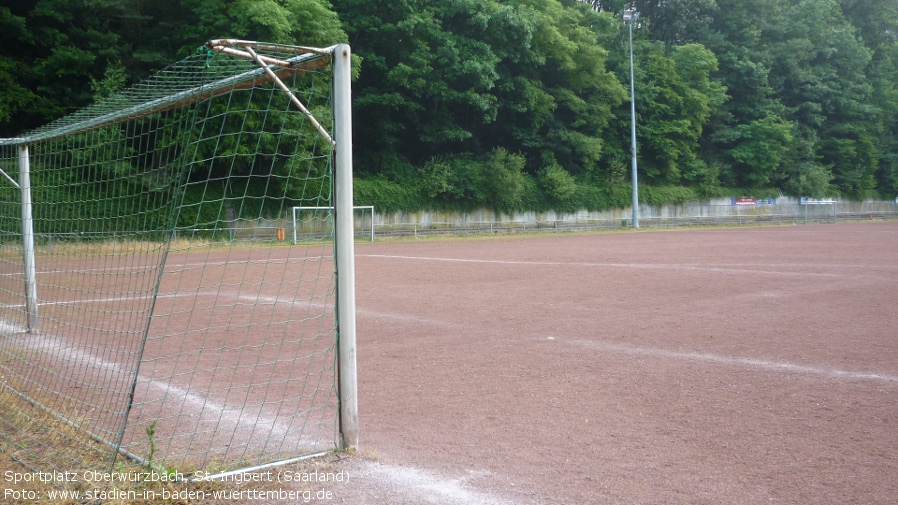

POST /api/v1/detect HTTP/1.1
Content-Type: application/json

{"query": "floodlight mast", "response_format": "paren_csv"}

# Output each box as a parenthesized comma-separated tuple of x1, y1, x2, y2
(624, 9, 640, 229)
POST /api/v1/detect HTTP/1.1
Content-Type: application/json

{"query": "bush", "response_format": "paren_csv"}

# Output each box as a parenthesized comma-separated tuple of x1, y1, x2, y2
(417, 155, 485, 205)
(538, 163, 578, 208)
(641, 185, 699, 205)
(482, 148, 528, 212)
(354, 177, 424, 212)
(575, 184, 632, 211)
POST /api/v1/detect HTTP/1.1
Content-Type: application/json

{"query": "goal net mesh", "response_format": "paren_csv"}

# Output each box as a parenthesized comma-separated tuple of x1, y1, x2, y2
(0, 41, 342, 476)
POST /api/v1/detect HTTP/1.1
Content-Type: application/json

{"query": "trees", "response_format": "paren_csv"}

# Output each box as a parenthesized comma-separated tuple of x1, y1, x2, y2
(841, 0, 898, 197)
(3, 0, 897, 209)
(621, 41, 726, 184)
(488, 0, 625, 176)
(333, 0, 502, 170)
(684, 0, 895, 197)
(766, 0, 878, 194)
(631, 0, 719, 46)
(0, 0, 125, 134)
(0, 0, 346, 136)
(335, 0, 627, 208)
(0, 6, 36, 126)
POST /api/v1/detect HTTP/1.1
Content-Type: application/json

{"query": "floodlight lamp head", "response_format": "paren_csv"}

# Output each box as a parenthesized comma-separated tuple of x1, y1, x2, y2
(623, 9, 638, 23)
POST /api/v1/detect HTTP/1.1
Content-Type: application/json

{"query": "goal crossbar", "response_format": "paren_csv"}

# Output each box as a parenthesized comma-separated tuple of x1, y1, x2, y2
(0, 46, 334, 147)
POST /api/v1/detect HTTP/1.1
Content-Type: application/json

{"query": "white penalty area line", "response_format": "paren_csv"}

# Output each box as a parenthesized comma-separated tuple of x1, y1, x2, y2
(358, 254, 846, 278)
(568, 338, 898, 384)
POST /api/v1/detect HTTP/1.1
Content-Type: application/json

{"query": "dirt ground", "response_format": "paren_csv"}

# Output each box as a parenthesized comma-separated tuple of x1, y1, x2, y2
(2, 222, 896, 504)
(324, 222, 898, 504)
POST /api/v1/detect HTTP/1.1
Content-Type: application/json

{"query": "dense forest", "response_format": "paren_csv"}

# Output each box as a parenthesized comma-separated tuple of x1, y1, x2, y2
(1, 0, 897, 212)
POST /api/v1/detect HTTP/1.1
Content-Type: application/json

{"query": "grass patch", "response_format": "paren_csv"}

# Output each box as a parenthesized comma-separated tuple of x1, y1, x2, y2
(0, 385, 348, 504)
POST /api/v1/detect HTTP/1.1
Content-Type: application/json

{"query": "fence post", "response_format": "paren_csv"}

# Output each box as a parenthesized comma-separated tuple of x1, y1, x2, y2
(18, 144, 38, 332)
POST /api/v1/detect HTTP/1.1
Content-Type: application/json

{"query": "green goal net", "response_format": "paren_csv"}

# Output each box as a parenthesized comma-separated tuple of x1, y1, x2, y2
(0, 40, 357, 478)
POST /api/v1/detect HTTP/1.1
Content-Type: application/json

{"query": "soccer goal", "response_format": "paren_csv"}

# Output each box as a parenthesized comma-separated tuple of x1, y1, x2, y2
(292, 205, 375, 242)
(0, 40, 357, 478)
(798, 197, 838, 223)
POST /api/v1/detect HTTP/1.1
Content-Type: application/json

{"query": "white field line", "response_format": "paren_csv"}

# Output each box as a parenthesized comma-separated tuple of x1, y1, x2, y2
(249, 282, 898, 386)
(6, 287, 894, 386)
(0, 318, 312, 447)
(243, 294, 455, 329)
(567, 338, 898, 384)
(0, 320, 26, 335)
(5, 314, 514, 505)
(1, 290, 221, 309)
(358, 254, 847, 278)
(130, 375, 302, 442)
(164, 300, 513, 505)
(364, 284, 898, 385)
(32, 256, 330, 275)
(356, 462, 516, 505)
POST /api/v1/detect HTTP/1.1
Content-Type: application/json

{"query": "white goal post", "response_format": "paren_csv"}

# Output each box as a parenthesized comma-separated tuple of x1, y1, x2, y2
(292, 205, 375, 243)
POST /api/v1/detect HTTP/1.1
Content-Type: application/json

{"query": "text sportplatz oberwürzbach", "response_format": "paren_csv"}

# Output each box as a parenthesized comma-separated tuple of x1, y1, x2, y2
(5, 468, 347, 484)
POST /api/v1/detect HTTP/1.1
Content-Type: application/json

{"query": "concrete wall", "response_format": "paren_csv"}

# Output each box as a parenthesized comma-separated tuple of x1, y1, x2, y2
(371, 198, 897, 229)
(235, 199, 898, 240)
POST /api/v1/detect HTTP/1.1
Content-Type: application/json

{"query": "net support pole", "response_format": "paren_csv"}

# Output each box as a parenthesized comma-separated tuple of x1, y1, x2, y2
(17, 144, 38, 332)
(333, 43, 358, 450)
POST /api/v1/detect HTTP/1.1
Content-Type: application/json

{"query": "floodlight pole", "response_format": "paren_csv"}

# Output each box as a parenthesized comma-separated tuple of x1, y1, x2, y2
(624, 9, 640, 229)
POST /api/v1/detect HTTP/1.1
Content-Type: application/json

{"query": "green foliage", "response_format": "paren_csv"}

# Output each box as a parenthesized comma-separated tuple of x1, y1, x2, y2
(492, 1, 626, 175)
(570, 182, 631, 211)
(418, 155, 485, 204)
(3, 0, 898, 214)
(718, 115, 794, 187)
(413, 147, 529, 211)
(0, 7, 35, 124)
(781, 162, 836, 198)
(90, 62, 128, 100)
(482, 148, 528, 212)
(27, 162, 175, 238)
(681, 158, 724, 196)
(0, 0, 346, 135)
(699, 0, 891, 198)
(617, 40, 725, 185)
(353, 170, 720, 214)
(538, 162, 578, 207)
(640, 185, 700, 205)
(335, 0, 504, 169)
(337, 0, 626, 176)
(192, 0, 345, 46)
(353, 177, 424, 213)
(176, 181, 226, 231)
(145, 420, 158, 466)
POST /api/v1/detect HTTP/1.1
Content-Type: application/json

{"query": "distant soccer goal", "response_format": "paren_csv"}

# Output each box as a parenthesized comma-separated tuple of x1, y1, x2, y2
(798, 197, 838, 223)
(0, 39, 358, 480)
(292, 205, 375, 242)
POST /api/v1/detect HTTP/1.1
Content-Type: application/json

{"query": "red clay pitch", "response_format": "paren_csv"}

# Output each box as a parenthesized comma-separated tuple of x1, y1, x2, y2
(344, 222, 898, 504)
